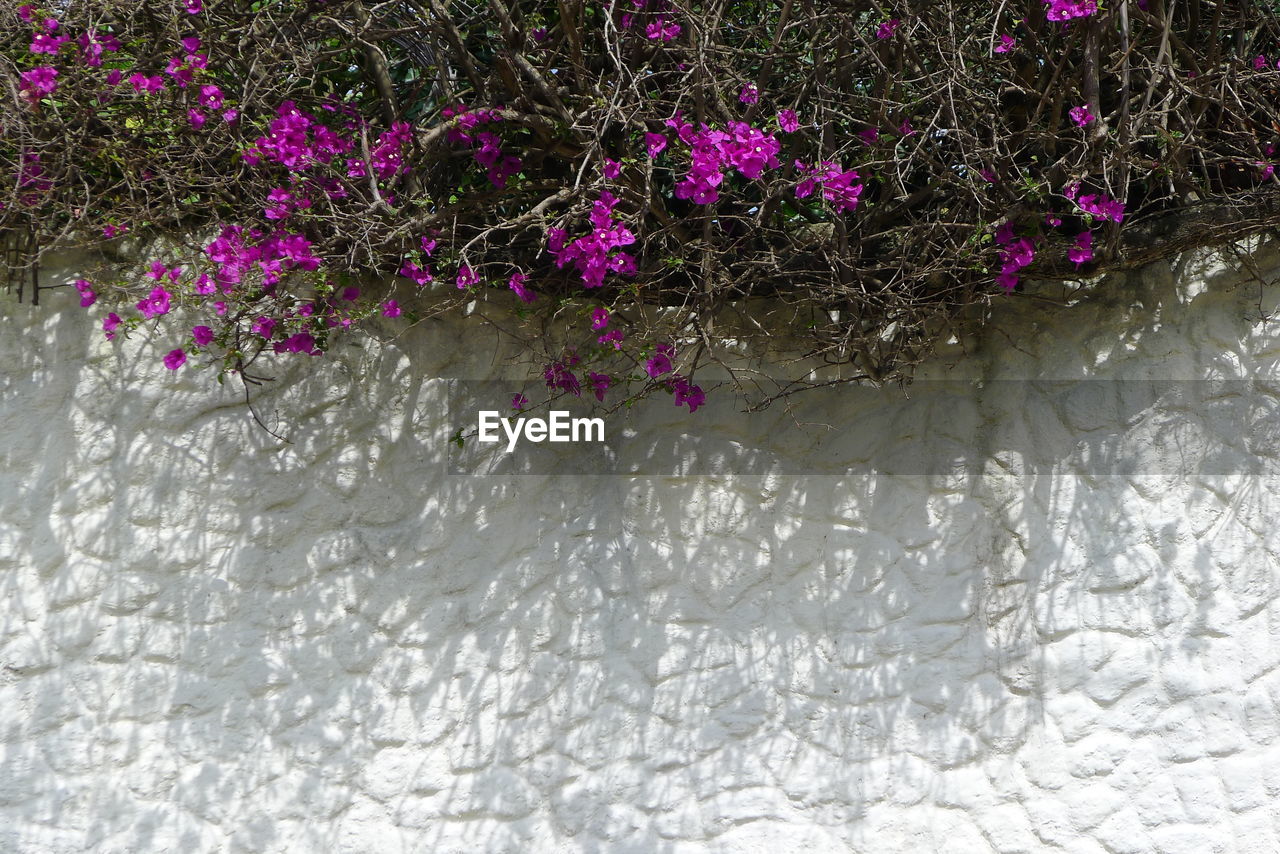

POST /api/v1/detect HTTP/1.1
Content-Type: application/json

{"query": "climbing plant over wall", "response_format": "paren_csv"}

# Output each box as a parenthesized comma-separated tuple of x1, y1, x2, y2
(3, 0, 1279, 419)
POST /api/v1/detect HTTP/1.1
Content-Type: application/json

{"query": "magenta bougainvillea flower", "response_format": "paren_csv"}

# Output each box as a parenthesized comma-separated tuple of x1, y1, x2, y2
(588, 371, 611, 401)
(548, 192, 637, 288)
(590, 307, 610, 330)
(876, 19, 900, 39)
(18, 67, 58, 101)
(794, 161, 864, 213)
(1068, 230, 1094, 267)
(671, 374, 705, 412)
(508, 272, 536, 303)
(645, 17, 680, 41)
(163, 348, 187, 370)
(739, 84, 759, 105)
(1044, 0, 1097, 21)
(251, 316, 276, 338)
(1069, 104, 1095, 127)
(645, 343, 676, 377)
(399, 260, 433, 287)
(193, 326, 214, 346)
(455, 265, 479, 289)
(544, 361, 581, 396)
(136, 287, 172, 318)
(778, 110, 799, 133)
(73, 279, 96, 307)
(995, 34, 1017, 53)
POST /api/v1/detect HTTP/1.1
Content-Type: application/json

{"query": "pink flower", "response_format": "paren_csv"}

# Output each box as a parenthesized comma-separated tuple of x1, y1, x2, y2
(544, 361, 581, 396)
(455, 265, 478, 289)
(778, 111, 800, 133)
(163, 349, 187, 370)
(671, 374, 705, 413)
(508, 272, 536, 303)
(30, 31, 70, 55)
(274, 332, 319, 355)
(73, 279, 96, 307)
(382, 300, 401, 317)
(512, 393, 529, 410)
(1044, 0, 1097, 21)
(739, 84, 759, 105)
(646, 343, 675, 378)
(222, 108, 239, 124)
(185, 0, 203, 13)
(876, 18, 900, 39)
(645, 133, 668, 158)
(18, 5, 35, 22)
(193, 325, 214, 347)
(590, 307, 610, 330)
(603, 158, 622, 179)
(251, 316, 276, 338)
(898, 119, 916, 136)
(598, 328, 624, 349)
(1255, 55, 1268, 70)
(1045, 213, 1063, 227)
(198, 84, 224, 110)
(645, 17, 681, 41)
(588, 371, 611, 402)
(400, 260, 434, 287)
(78, 30, 120, 66)
(859, 127, 880, 146)
(181, 36, 202, 53)
(103, 312, 122, 340)
(18, 67, 58, 101)
(420, 237, 438, 256)
(105, 69, 123, 87)
(264, 187, 294, 220)
(995, 34, 1017, 53)
(188, 109, 207, 129)
(1069, 104, 1095, 127)
(1067, 230, 1094, 267)
(128, 73, 165, 93)
(103, 223, 128, 238)
(136, 287, 172, 318)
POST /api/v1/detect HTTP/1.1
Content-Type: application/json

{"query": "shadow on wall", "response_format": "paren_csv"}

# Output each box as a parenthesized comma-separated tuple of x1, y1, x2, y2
(1, 241, 1279, 852)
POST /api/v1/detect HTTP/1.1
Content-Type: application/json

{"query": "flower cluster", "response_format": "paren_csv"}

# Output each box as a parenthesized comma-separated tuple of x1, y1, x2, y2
(243, 101, 355, 172)
(1044, 0, 1098, 21)
(1068, 230, 1094, 268)
(547, 191, 637, 289)
(18, 67, 58, 102)
(204, 226, 321, 290)
(993, 220, 1037, 292)
(671, 117, 782, 205)
(794, 161, 864, 213)
(1065, 183, 1125, 222)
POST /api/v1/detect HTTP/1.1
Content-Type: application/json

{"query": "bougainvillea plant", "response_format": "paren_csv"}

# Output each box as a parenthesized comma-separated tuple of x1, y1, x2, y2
(3, 0, 1279, 427)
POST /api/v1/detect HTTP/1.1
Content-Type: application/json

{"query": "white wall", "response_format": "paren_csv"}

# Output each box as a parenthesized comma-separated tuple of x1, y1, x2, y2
(3, 245, 1280, 853)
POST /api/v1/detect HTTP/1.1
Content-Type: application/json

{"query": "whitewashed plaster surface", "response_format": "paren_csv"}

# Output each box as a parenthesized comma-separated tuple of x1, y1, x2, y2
(4, 244, 1280, 853)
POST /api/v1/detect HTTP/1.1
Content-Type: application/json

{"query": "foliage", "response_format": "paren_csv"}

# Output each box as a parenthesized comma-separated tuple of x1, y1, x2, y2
(3, 0, 1280, 420)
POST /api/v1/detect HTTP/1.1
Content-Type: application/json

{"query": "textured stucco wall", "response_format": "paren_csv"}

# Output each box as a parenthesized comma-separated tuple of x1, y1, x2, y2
(3, 245, 1280, 853)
